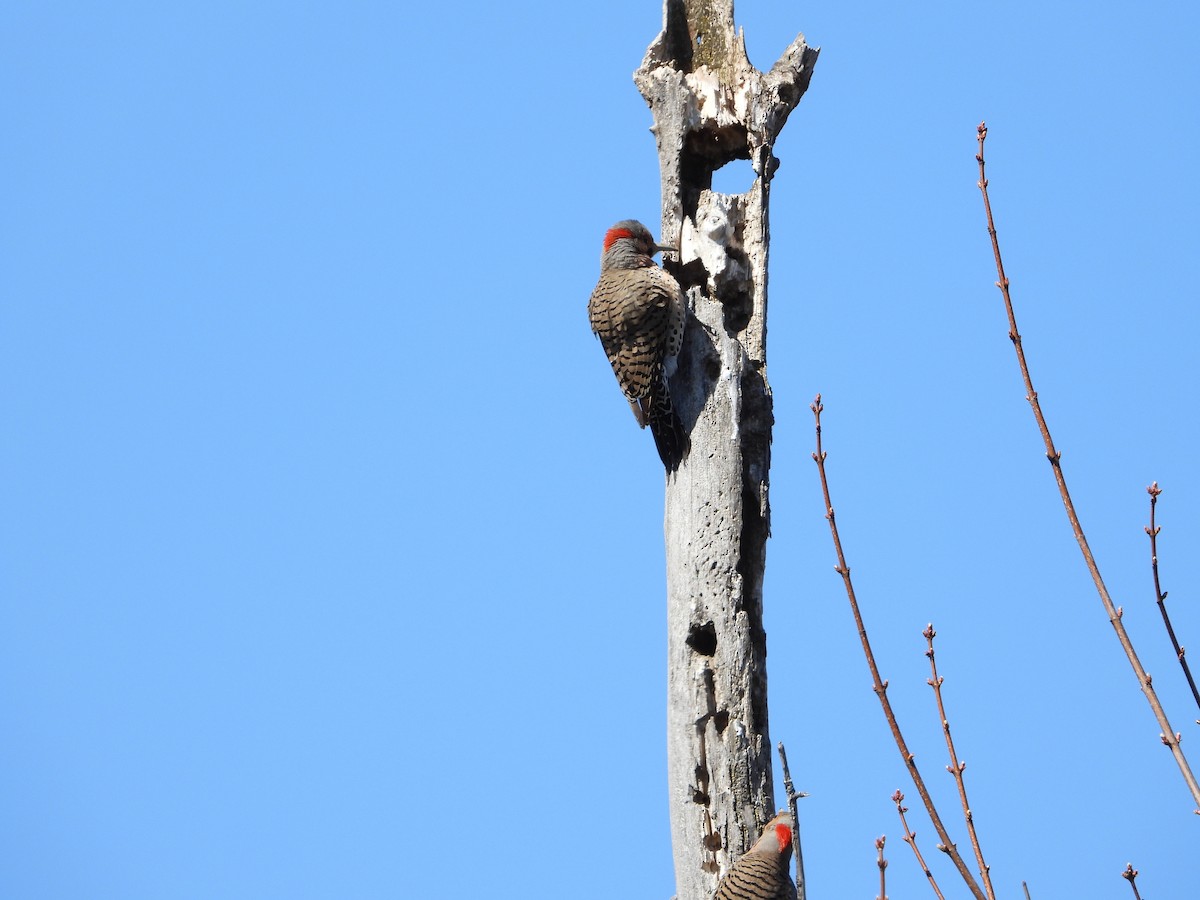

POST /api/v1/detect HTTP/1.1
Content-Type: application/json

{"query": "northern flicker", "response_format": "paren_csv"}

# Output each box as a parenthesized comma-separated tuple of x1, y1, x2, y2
(587, 219, 687, 469)
(713, 811, 798, 900)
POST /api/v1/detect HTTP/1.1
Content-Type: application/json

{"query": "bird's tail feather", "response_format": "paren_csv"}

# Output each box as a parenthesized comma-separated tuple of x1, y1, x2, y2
(647, 377, 687, 471)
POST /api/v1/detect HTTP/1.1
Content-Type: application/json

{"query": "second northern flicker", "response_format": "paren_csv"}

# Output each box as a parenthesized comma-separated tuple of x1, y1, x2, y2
(587, 219, 687, 469)
(713, 811, 798, 900)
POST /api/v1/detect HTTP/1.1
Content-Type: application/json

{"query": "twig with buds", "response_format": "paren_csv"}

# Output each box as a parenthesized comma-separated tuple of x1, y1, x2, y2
(1145, 483, 1200, 713)
(924, 625, 995, 899)
(976, 121, 1200, 810)
(893, 790, 946, 900)
(875, 835, 888, 900)
(1121, 863, 1143, 900)
(811, 395, 986, 900)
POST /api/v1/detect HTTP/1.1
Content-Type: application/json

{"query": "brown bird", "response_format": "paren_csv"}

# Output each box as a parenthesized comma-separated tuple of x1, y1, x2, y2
(713, 811, 797, 900)
(587, 219, 687, 468)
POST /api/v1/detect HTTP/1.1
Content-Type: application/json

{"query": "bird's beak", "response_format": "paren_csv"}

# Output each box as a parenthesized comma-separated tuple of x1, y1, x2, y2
(655, 242, 678, 255)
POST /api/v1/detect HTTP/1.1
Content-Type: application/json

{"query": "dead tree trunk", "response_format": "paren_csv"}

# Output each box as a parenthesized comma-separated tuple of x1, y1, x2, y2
(634, 3, 817, 898)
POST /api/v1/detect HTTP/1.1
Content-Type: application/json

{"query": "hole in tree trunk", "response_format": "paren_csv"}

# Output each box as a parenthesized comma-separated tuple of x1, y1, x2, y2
(686, 620, 718, 656)
(711, 157, 756, 195)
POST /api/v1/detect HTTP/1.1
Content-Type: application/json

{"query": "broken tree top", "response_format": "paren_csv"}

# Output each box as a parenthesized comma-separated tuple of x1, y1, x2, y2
(636, 2, 818, 187)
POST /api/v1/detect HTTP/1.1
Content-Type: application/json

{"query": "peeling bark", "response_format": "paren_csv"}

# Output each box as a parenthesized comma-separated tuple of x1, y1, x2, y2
(634, 3, 817, 898)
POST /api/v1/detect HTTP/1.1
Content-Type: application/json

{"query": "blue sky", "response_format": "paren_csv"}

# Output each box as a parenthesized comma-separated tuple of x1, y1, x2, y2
(3, 1, 1197, 897)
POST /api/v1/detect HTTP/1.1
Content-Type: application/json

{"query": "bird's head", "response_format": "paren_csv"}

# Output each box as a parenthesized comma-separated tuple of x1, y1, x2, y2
(600, 219, 676, 269)
(749, 810, 794, 860)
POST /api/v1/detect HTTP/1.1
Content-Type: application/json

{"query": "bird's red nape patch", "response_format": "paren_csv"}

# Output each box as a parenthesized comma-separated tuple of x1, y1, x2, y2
(774, 823, 792, 850)
(603, 227, 634, 252)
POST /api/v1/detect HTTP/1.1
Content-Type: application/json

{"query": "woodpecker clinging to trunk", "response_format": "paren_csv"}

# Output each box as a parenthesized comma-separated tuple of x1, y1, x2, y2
(587, 219, 687, 469)
(713, 811, 798, 900)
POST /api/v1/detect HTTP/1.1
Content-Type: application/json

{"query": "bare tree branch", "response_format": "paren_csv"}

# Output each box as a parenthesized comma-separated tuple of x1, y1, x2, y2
(777, 742, 808, 900)
(923, 625, 995, 899)
(810, 395, 986, 899)
(893, 790, 947, 900)
(975, 122, 1200, 810)
(1145, 483, 1200, 713)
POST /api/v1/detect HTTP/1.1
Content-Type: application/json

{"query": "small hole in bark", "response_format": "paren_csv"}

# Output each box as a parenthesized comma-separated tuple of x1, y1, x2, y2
(711, 157, 756, 195)
(713, 710, 729, 734)
(721, 286, 751, 333)
(686, 621, 718, 656)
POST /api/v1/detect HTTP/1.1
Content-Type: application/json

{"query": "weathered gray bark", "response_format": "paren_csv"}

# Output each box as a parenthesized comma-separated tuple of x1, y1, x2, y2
(634, 3, 817, 899)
